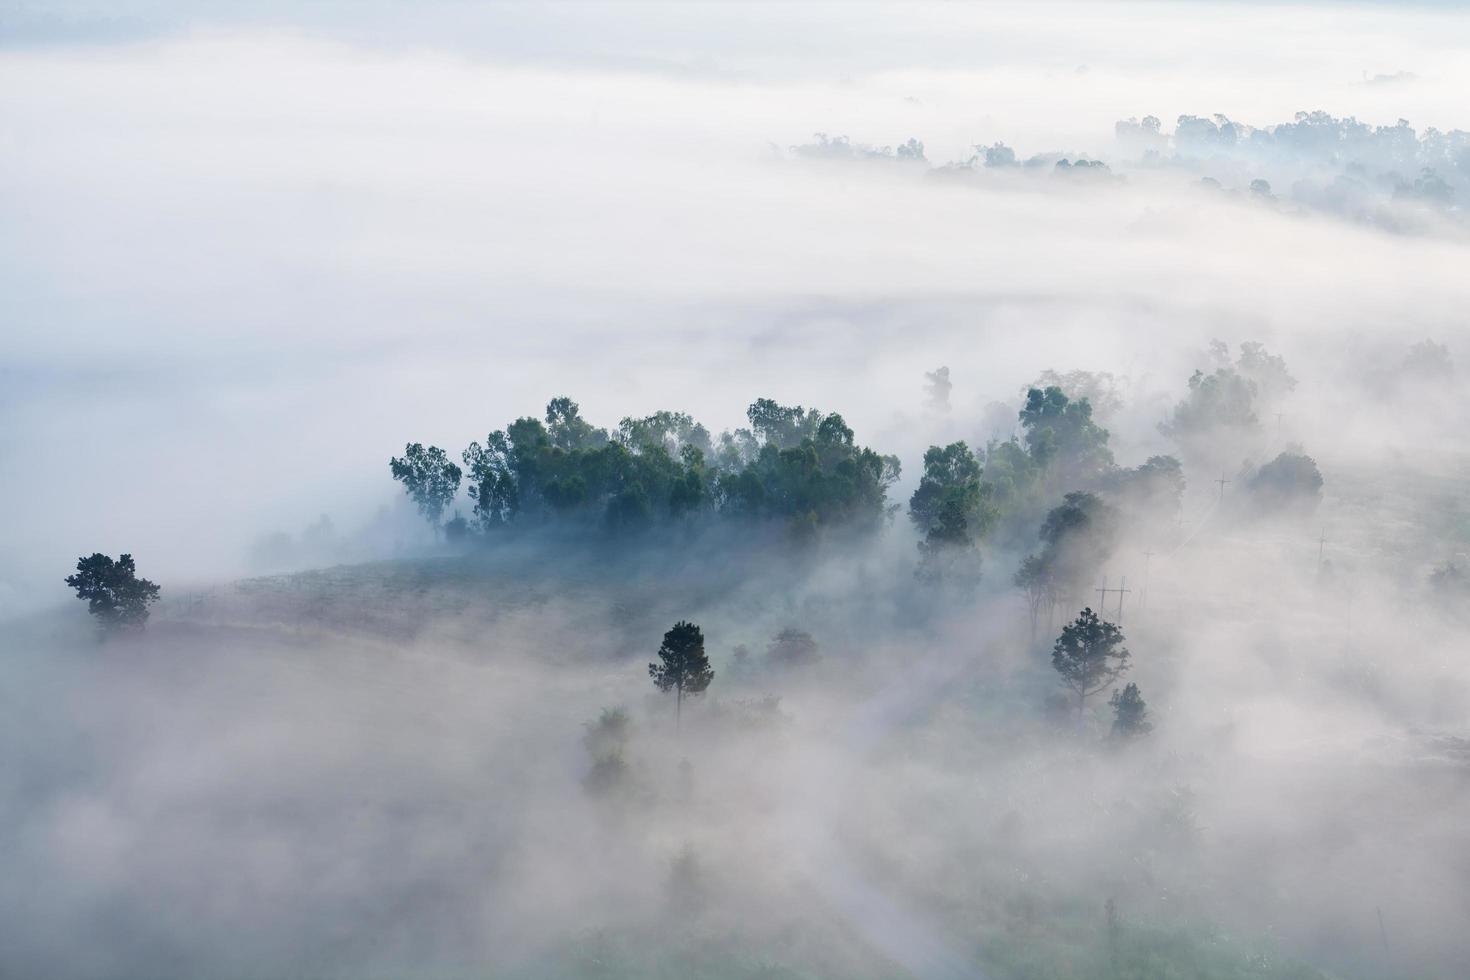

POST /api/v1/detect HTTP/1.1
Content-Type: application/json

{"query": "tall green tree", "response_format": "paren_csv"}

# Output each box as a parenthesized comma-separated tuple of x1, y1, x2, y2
(1019, 386, 1114, 485)
(910, 441, 995, 585)
(1052, 607, 1131, 724)
(389, 443, 463, 535)
(65, 553, 161, 631)
(461, 431, 520, 529)
(649, 621, 714, 730)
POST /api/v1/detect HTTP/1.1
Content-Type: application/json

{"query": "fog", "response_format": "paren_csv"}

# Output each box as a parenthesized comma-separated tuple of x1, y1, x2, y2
(2, 3, 1469, 979)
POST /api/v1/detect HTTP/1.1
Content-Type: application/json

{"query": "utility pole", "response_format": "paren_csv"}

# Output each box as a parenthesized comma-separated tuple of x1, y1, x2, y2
(1215, 474, 1231, 502)
(1140, 550, 1153, 611)
(1317, 526, 1327, 575)
(1094, 577, 1129, 623)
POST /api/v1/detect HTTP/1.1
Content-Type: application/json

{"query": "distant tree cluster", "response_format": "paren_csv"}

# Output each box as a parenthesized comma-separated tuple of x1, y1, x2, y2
(392, 397, 900, 543)
(1159, 340, 1299, 472)
(790, 133, 926, 162)
(796, 111, 1468, 230)
(907, 375, 1181, 600)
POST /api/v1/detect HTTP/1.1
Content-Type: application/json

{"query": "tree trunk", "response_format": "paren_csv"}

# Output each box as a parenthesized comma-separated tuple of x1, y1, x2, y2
(675, 682, 683, 733)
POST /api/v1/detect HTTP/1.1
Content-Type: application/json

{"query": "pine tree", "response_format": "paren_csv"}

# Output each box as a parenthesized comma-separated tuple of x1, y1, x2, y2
(648, 621, 714, 730)
(1051, 607, 1130, 725)
(1109, 682, 1153, 739)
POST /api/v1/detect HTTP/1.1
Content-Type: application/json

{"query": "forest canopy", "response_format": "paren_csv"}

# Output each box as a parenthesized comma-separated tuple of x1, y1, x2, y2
(398, 397, 902, 541)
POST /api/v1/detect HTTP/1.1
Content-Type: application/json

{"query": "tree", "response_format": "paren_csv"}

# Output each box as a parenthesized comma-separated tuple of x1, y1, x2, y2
(909, 442, 995, 585)
(1159, 367, 1260, 463)
(582, 707, 635, 799)
(1052, 607, 1130, 724)
(1018, 386, 1114, 485)
(65, 553, 161, 631)
(924, 366, 952, 412)
(649, 621, 714, 730)
(765, 627, 820, 668)
(463, 430, 520, 529)
(1234, 341, 1296, 405)
(1109, 683, 1153, 739)
(1037, 491, 1118, 603)
(389, 443, 462, 535)
(545, 396, 608, 451)
(1246, 451, 1323, 515)
(1014, 553, 1054, 643)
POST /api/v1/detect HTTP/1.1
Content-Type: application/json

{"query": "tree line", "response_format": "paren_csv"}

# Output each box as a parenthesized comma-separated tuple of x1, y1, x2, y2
(391, 396, 900, 542)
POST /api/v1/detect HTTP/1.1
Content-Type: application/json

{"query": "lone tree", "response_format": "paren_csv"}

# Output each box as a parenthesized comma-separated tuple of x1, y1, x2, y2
(1052, 607, 1130, 725)
(389, 443, 462, 535)
(1109, 683, 1153, 739)
(65, 553, 161, 632)
(649, 621, 714, 730)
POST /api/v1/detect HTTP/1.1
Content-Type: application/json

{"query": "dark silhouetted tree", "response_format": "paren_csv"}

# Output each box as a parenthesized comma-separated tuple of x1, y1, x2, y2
(1110, 683, 1153, 739)
(65, 553, 161, 632)
(1052, 607, 1130, 724)
(649, 621, 713, 730)
(389, 443, 462, 535)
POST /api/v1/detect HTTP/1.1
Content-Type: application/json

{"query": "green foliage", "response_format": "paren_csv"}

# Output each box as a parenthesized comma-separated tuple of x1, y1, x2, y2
(908, 441, 996, 583)
(388, 442, 463, 532)
(462, 430, 521, 529)
(1028, 369, 1125, 420)
(1103, 455, 1186, 536)
(1110, 682, 1153, 738)
(1020, 492, 1120, 612)
(649, 621, 714, 726)
(1160, 368, 1260, 446)
(745, 397, 823, 449)
(432, 397, 898, 542)
(714, 410, 899, 534)
(546, 396, 610, 451)
(1019, 385, 1115, 485)
(1052, 607, 1130, 717)
(1246, 452, 1323, 514)
(64, 552, 161, 631)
